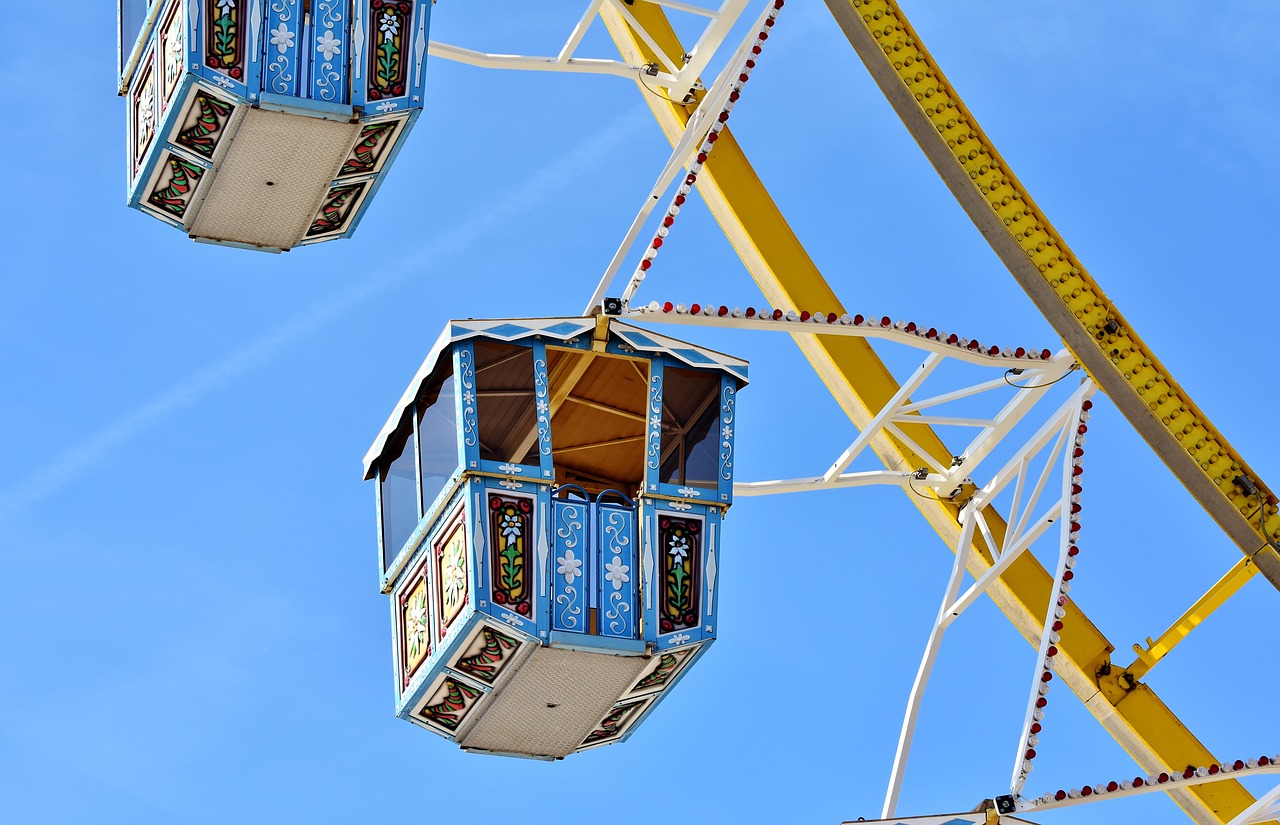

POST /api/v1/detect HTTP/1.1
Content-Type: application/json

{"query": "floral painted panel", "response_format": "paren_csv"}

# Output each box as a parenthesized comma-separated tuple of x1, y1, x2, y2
(627, 644, 697, 697)
(581, 697, 649, 748)
(658, 516, 700, 634)
(146, 154, 205, 218)
(417, 678, 483, 732)
(488, 493, 532, 617)
(205, 0, 246, 81)
(160, 3, 185, 111)
(131, 61, 156, 175)
(305, 182, 367, 238)
(175, 92, 235, 159)
(338, 121, 399, 178)
(399, 568, 431, 689)
(435, 518, 468, 636)
(452, 626, 521, 685)
(367, 1, 412, 102)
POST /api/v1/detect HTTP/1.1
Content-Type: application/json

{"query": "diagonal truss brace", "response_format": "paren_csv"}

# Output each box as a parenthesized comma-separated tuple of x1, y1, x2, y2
(880, 379, 1094, 818)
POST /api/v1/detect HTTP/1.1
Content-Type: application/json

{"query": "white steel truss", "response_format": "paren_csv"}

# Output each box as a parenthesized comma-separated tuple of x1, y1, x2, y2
(616, 307, 1078, 501)
(879, 379, 1094, 818)
(428, 0, 750, 93)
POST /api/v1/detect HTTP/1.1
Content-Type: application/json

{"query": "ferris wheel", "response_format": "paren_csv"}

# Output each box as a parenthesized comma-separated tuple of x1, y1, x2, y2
(115, 2, 1279, 823)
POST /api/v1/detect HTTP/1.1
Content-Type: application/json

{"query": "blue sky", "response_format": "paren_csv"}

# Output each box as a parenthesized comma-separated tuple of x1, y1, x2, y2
(2, 2, 1278, 823)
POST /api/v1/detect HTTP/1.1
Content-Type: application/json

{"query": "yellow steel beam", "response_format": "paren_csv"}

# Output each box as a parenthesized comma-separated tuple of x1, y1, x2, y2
(599, 4, 1255, 824)
(1127, 556, 1258, 681)
(822, 0, 1280, 596)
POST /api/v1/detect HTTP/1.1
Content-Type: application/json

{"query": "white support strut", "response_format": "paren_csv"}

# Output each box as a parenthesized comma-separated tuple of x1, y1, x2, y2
(879, 380, 1094, 818)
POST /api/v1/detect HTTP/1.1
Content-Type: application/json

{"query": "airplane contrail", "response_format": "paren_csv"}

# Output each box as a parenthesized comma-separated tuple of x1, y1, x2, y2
(0, 108, 646, 523)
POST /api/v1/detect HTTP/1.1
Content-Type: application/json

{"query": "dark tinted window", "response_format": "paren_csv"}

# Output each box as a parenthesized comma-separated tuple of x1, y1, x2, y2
(120, 0, 152, 71)
(659, 367, 721, 489)
(380, 428, 419, 568)
(475, 342, 539, 467)
(418, 371, 458, 515)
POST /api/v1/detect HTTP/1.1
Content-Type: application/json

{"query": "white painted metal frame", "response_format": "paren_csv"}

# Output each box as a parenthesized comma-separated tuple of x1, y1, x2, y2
(584, 0, 776, 312)
(1225, 783, 1280, 825)
(428, 0, 750, 90)
(880, 379, 1094, 818)
(611, 308, 1077, 501)
(1014, 768, 1280, 820)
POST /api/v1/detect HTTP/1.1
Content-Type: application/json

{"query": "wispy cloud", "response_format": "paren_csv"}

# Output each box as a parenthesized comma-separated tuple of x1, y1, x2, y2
(0, 108, 646, 523)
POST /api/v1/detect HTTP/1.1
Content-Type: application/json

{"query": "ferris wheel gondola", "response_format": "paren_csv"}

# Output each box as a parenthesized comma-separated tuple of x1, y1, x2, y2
(118, 0, 432, 251)
(362, 316, 745, 758)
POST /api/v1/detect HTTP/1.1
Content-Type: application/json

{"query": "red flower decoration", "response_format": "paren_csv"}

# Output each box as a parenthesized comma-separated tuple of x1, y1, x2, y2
(493, 592, 506, 604)
(516, 601, 530, 615)
(229, 67, 242, 79)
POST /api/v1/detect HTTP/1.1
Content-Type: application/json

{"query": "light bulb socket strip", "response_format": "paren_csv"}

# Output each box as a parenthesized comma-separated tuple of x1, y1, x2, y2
(1011, 399, 1093, 795)
(625, 301, 1067, 370)
(626, 1, 785, 298)
(1016, 755, 1280, 813)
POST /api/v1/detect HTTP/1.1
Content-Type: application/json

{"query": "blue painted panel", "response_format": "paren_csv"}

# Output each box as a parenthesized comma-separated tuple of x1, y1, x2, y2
(478, 459, 541, 479)
(717, 377, 736, 503)
(596, 500, 638, 639)
(455, 343, 480, 472)
(644, 360, 664, 494)
(308, 0, 350, 103)
(550, 495, 590, 634)
(532, 341, 554, 481)
(261, 0, 301, 97)
(639, 502, 659, 642)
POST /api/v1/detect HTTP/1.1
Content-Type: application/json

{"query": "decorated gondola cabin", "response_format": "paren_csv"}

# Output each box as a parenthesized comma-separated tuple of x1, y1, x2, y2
(117, 0, 432, 251)
(363, 317, 747, 759)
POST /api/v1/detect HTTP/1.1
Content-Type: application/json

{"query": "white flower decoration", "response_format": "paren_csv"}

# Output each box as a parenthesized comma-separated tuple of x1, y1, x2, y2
(499, 513, 522, 542)
(604, 555, 630, 590)
(316, 29, 342, 61)
(270, 22, 294, 53)
(380, 10, 400, 41)
(668, 535, 689, 562)
(557, 549, 582, 584)
(216, 0, 236, 11)
(443, 560, 465, 600)
(670, 633, 691, 644)
(721, 424, 733, 440)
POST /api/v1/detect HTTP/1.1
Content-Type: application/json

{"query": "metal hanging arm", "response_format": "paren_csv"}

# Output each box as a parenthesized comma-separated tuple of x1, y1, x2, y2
(585, 0, 780, 312)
